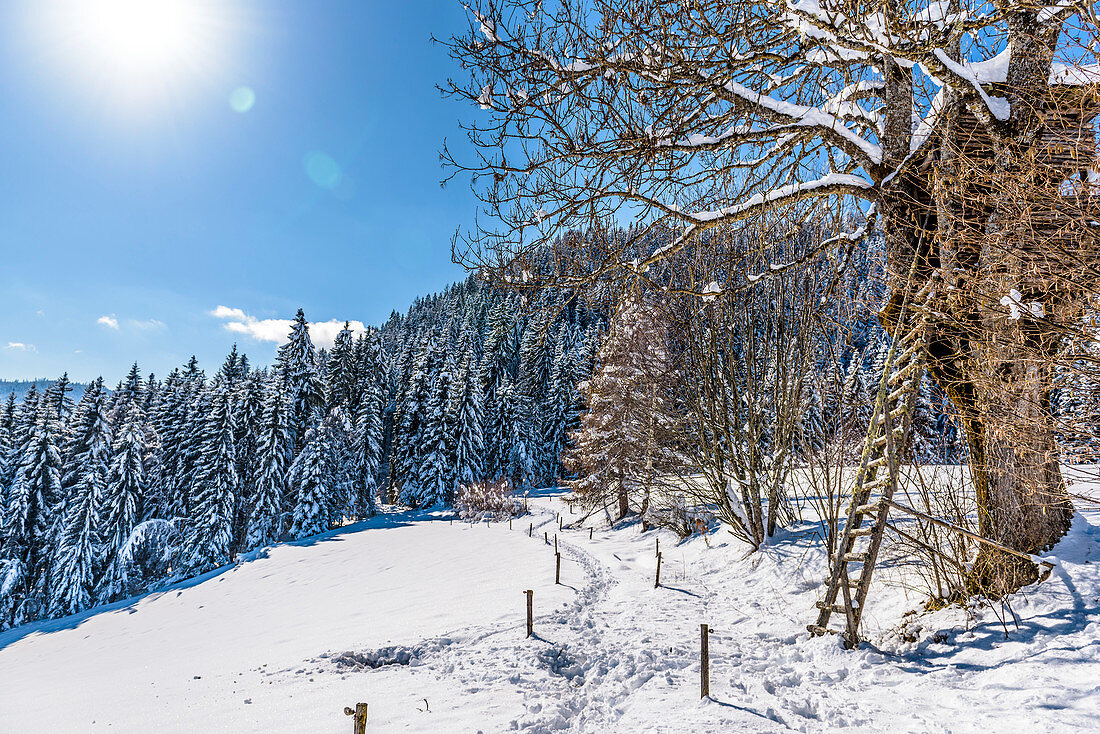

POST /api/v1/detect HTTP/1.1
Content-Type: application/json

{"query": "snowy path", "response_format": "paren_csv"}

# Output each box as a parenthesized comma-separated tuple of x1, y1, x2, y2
(2, 489, 1100, 732)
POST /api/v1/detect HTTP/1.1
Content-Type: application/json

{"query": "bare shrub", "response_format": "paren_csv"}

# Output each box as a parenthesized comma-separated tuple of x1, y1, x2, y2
(455, 477, 526, 521)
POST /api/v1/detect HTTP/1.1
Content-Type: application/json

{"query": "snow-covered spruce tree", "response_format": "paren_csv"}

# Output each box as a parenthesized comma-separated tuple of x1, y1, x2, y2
(391, 341, 431, 502)
(479, 298, 517, 477)
(348, 365, 383, 518)
(326, 322, 358, 413)
(413, 356, 454, 507)
(277, 309, 324, 453)
(41, 372, 73, 425)
(98, 402, 149, 601)
(49, 379, 111, 617)
(0, 392, 16, 480)
(0, 393, 16, 522)
(1, 386, 65, 622)
(9, 413, 63, 619)
(0, 387, 38, 553)
(168, 371, 207, 520)
(325, 407, 355, 521)
(540, 326, 576, 485)
(108, 363, 143, 426)
(564, 292, 681, 521)
(233, 369, 265, 550)
(244, 382, 290, 550)
(448, 347, 485, 492)
(517, 306, 552, 483)
(502, 380, 536, 489)
(287, 422, 335, 539)
(180, 381, 239, 575)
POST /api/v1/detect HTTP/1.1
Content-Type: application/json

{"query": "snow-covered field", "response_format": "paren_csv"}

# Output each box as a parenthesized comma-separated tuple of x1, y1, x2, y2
(2, 482, 1099, 732)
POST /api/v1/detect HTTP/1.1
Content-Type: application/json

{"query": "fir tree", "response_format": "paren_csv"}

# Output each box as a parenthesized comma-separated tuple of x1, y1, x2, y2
(277, 309, 324, 452)
(287, 423, 335, 539)
(348, 362, 383, 518)
(448, 348, 485, 490)
(414, 359, 452, 506)
(49, 382, 110, 617)
(180, 383, 239, 574)
(564, 293, 681, 520)
(4, 398, 62, 619)
(245, 383, 290, 550)
(98, 403, 148, 601)
(326, 322, 357, 413)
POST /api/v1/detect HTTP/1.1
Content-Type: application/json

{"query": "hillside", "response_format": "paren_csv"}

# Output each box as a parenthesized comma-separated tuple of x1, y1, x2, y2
(2, 478, 1097, 733)
(0, 378, 87, 404)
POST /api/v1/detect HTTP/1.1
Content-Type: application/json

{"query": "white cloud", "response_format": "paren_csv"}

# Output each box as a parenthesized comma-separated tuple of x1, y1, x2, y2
(5, 342, 36, 352)
(96, 314, 165, 332)
(210, 305, 366, 348)
(209, 305, 248, 321)
(129, 318, 166, 330)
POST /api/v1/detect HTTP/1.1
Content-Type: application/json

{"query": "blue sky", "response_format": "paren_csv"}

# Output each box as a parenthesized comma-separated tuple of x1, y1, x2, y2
(0, 0, 477, 382)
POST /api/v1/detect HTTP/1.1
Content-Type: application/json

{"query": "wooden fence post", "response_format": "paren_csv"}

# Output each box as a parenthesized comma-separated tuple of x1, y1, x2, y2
(554, 534, 558, 553)
(544, 531, 548, 544)
(656, 538, 660, 557)
(700, 624, 710, 699)
(655, 552, 662, 589)
(509, 518, 513, 530)
(555, 552, 561, 584)
(525, 590, 534, 637)
(529, 523, 533, 537)
(344, 702, 368, 733)
(589, 528, 593, 540)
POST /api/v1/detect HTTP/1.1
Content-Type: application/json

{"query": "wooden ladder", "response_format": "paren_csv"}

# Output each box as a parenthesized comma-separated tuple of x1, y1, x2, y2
(808, 268, 939, 647)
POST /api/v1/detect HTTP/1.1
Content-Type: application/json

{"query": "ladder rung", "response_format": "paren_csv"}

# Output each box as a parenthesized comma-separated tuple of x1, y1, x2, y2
(901, 324, 925, 345)
(875, 411, 908, 426)
(862, 476, 890, 490)
(855, 502, 880, 516)
(815, 601, 857, 612)
(866, 456, 887, 470)
(807, 624, 843, 636)
(890, 359, 922, 382)
(887, 385, 913, 403)
(848, 526, 875, 537)
(841, 552, 869, 563)
(894, 344, 923, 366)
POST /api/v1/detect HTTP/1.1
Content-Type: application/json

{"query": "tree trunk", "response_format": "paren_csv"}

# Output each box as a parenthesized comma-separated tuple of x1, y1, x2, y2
(955, 356, 1073, 594)
(883, 10, 1076, 595)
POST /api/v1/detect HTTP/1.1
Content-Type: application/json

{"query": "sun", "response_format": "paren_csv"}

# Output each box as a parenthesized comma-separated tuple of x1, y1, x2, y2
(29, 0, 233, 108)
(73, 0, 204, 72)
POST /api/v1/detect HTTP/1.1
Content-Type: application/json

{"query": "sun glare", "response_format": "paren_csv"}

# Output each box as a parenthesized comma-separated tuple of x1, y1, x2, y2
(75, 0, 202, 71)
(31, 0, 233, 110)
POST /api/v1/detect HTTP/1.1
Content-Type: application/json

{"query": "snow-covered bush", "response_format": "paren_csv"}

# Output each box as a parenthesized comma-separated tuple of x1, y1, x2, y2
(0, 558, 25, 630)
(99, 519, 182, 602)
(641, 487, 714, 539)
(455, 477, 526, 521)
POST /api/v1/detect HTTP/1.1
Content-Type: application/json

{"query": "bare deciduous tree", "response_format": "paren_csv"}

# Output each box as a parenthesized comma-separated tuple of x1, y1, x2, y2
(442, 0, 1100, 591)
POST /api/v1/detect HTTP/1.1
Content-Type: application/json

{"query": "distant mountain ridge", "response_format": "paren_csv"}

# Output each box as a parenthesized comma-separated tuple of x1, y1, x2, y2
(0, 379, 89, 403)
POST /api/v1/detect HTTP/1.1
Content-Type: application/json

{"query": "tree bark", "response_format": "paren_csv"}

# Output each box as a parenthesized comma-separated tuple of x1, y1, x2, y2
(894, 11, 1076, 594)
